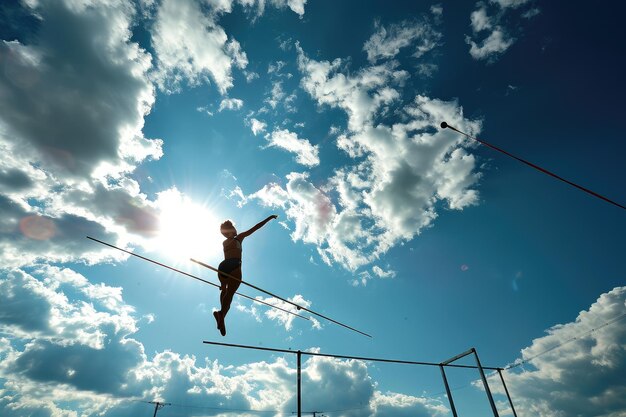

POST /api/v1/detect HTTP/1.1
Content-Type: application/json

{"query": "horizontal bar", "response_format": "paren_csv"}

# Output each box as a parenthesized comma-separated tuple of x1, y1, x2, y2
(86, 236, 309, 321)
(203, 341, 502, 370)
(192, 258, 372, 338)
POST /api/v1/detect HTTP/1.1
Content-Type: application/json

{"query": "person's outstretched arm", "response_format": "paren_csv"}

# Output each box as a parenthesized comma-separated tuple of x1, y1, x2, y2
(237, 215, 278, 240)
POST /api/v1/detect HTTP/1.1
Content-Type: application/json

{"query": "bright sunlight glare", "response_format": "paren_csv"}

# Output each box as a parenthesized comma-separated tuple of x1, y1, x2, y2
(152, 189, 221, 262)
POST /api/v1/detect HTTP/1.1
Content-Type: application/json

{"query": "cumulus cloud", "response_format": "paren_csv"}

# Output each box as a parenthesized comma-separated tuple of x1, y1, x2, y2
(0, 195, 124, 268)
(371, 391, 448, 417)
(0, 266, 445, 417)
(466, 1, 538, 61)
(151, 0, 248, 94)
(297, 45, 406, 132)
(0, 2, 161, 181)
(247, 46, 481, 270)
(151, 0, 306, 92)
(0, 0, 163, 268)
(363, 16, 443, 63)
(492, 286, 626, 416)
(222, 0, 307, 18)
(265, 129, 320, 167)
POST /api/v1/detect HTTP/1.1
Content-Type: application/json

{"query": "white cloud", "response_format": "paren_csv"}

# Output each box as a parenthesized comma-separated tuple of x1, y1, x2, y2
(197, 105, 215, 116)
(0, 265, 445, 417)
(466, 28, 514, 60)
(151, 0, 248, 94)
(491, 0, 531, 8)
(351, 271, 371, 287)
(466, 1, 538, 61)
(250, 118, 268, 135)
(265, 80, 286, 109)
(215, 0, 307, 20)
(268, 60, 287, 74)
(430, 4, 443, 16)
(251, 171, 337, 244)
(495, 286, 626, 416)
(297, 45, 406, 132)
(0, 0, 164, 268)
(0, 6, 161, 181)
(237, 294, 321, 331)
(371, 391, 448, 417)
(265, 129, 320, 167)
(251, 46, 481, 270)
(284, 0, 307, 16)
(470, 6, 492, 32)
(363, 17, 443, 63)
(372, 265, 396, 279)
(219, 97, 244, 111)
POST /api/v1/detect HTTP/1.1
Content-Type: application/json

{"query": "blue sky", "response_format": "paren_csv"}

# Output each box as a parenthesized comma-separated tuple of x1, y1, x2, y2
(1, 0, 625, 416)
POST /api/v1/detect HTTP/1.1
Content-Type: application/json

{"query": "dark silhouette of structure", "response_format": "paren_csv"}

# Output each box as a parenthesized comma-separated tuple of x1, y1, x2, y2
(204, 340, 517, 417)
(148, 401, 170, 417)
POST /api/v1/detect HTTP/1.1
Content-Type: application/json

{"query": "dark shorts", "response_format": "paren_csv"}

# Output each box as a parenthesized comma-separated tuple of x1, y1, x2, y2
(218, 258, 241, 281)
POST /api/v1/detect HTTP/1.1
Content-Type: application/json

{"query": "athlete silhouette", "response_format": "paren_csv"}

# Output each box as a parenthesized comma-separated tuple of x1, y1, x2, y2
(214, 214, 278, 336)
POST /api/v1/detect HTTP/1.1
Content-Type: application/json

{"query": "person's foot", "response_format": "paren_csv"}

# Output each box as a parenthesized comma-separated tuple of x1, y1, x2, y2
(213, 311, 226, 336)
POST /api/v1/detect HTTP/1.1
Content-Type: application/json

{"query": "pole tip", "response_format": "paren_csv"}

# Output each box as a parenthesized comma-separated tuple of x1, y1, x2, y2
(440, 121, 448, 129)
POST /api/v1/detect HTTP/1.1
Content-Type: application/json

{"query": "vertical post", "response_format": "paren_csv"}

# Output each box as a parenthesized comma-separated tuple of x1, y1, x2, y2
(497, 369, 518, 417)
(149, 401, 170, 416)
(439, 365, 458, 417)
(472, 349, 500, 417)
(297, 350, 302, 417)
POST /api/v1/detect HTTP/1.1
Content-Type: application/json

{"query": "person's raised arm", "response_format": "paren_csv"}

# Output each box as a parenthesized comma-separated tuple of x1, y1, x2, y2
(237, 215, 278, 240)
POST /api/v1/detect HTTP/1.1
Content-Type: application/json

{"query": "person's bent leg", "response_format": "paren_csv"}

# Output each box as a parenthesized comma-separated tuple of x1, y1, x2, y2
(220, 269, 242, 318)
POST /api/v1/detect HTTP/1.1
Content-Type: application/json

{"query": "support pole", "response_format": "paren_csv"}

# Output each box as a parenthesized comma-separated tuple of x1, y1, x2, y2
(297, 350, 302, 417)
(472, 349, 500, 417)
(497, 369, 518, 417)
(439, 365, 458, 417)
(149, 401, 170, 417)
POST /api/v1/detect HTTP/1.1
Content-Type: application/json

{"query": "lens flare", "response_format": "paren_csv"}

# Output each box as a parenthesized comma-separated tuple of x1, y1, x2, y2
(19, 215, 56, 240)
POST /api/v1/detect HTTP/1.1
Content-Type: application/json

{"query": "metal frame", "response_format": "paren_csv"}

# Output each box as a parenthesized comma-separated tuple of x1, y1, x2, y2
(204, 341, 518, 417)
(439, 347, 517, 417)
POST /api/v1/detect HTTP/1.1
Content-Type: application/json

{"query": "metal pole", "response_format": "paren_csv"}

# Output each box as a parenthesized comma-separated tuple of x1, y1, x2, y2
(152, 402, 159, 417)
(297, 350, 302, 417)
(441, 348, 474, 365)
(498, 369, 518, 417)
(439, 365, 458, 417)
(472, 349, 499, 417)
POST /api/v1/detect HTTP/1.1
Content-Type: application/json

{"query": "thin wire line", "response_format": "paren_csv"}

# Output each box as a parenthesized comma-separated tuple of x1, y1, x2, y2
(441, 122, 626, 211)
(86, 236, 309, 321)
(505, 311, 626, 370)
(191, 258, 372, 338)
(135, 399, 282, 413)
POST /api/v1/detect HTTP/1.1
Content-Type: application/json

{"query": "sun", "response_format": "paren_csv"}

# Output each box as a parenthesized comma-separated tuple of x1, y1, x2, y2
(153, 190, 222, 262)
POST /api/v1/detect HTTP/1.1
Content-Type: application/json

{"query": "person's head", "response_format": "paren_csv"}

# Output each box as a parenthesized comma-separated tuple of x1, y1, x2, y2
(220, 220, 237, 238)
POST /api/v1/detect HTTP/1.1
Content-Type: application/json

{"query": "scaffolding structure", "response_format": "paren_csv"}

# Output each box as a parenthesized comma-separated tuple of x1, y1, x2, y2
(203, 341, 518, 417)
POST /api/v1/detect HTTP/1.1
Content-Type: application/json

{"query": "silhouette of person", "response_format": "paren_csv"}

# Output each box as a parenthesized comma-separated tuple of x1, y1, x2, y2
(214, 214, 278, 336)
